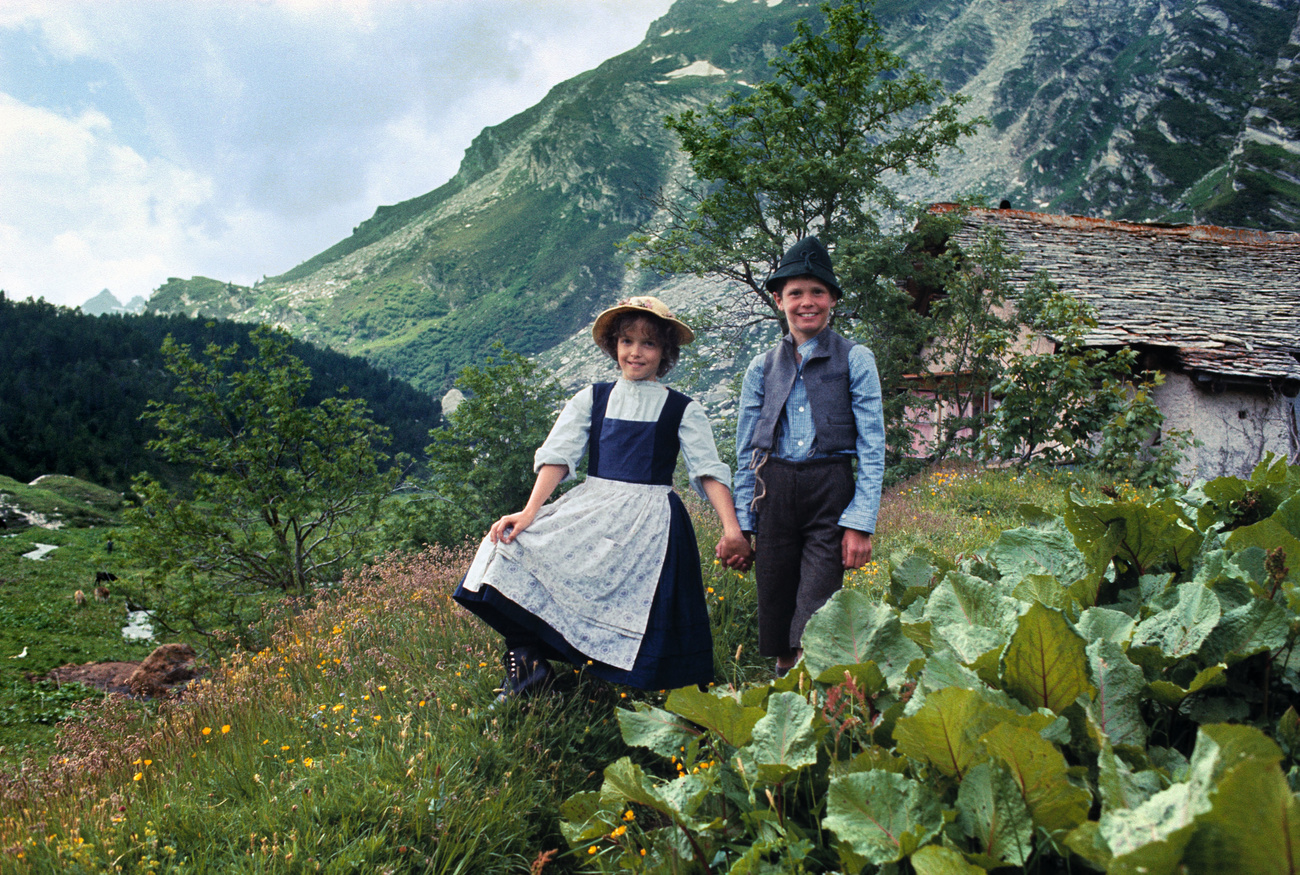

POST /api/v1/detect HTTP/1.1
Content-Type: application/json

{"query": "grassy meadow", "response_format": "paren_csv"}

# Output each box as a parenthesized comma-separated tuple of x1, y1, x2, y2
(0, 463, 1093, 872)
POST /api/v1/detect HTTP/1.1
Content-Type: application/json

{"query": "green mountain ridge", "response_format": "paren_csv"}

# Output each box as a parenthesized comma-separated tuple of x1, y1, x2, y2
(0, 294, 441, 492)
(147, 0, 1300, 394)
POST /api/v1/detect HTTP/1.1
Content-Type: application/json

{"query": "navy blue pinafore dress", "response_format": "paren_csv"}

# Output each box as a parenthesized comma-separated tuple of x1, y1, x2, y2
(454, 382, 714, 690)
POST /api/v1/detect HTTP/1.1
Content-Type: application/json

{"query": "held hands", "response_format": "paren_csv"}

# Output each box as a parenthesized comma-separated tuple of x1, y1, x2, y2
(716, 532, 753, 572)
(489, 509, 537, 544)
(842, 529, 872, 569)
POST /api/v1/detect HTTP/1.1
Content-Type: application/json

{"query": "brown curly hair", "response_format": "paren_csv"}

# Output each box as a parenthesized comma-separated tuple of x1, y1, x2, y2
(595, 312, 681, 378)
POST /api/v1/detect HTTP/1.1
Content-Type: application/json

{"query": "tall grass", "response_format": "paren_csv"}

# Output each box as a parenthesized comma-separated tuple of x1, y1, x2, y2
(0, 463, 1100, 872)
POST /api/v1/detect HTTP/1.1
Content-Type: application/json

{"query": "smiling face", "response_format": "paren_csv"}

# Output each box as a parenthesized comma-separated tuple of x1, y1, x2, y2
(616, 316, 665, 381)
(773, 276, 835, 344)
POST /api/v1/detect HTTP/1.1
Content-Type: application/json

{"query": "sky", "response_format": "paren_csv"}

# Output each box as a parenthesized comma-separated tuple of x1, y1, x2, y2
(0, 0, 676, 309)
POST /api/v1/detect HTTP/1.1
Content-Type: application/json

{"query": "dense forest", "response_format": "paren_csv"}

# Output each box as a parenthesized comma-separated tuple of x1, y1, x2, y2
(0, 293, 442, 491)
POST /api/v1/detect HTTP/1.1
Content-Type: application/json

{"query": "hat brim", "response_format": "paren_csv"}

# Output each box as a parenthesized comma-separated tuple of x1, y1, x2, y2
(764, 264, 842, 298)
(591, 304, 695, 346)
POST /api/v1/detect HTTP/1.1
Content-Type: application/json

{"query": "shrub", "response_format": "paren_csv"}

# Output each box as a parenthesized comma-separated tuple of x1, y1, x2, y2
(563, 454, 1300, 872)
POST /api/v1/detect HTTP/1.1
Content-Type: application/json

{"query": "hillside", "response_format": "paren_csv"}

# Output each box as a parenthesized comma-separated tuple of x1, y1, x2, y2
(0, 294, 441, 491)
(147, 0, 1300, 394)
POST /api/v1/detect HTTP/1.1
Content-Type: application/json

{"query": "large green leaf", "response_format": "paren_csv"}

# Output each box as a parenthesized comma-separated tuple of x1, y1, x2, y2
(987, 522, 1089, 587)
(599, 757, 677, 821)
(955, 761, 1034, 865)
(981, 723, 1091, 833)
(824, 770, 944, 865)
(802, 589, 924, 688)
(1186, 754, 1300, 873)
(745, 691, 819, 783)
(1144, 663, 1227, 709)
(922, 571, 1021, 664)
(1086, 638, 1147, 748)
(1065, 496, 1200, 576)
(1002, 602, 1093, 714)
(1011, 573, 1076, 613)
(1076, 606, 1136, 646)
(910, 844, 989, 875)
(663, 686, 764, 749)
(893, 686, 998, 779)
(1097, 737, 1164, 815)
(890, 551, 941, 608)
(1130, 583, 1221, 661)
(1099, 724, 1230, 872)
(617, 703, 699, 758)
(1225, 494, 1300, 587)
(1198, 594, 1290, 665)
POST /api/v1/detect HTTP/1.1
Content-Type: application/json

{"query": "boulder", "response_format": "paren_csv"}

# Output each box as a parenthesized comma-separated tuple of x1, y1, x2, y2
(127, 642, 198, 698)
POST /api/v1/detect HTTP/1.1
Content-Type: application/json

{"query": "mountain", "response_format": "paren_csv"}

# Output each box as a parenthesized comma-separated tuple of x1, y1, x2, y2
(82, 289, 147, 317)
(0, 295, 441, 491)
(147, 0, 1300, 395)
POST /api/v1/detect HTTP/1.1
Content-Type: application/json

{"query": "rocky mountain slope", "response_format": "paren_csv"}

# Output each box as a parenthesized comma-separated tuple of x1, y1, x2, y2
(147, 0, 1300, 396)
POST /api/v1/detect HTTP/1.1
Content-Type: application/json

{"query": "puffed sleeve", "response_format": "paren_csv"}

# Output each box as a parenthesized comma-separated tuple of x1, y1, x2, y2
(678, 399, 732, 498)
(533, 385, 593, 482)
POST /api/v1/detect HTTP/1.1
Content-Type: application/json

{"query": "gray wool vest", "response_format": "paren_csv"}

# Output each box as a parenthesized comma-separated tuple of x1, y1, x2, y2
(752, 329, 858, 454)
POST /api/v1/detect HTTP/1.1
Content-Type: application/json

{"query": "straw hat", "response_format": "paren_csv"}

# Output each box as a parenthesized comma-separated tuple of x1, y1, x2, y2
(591, 296, 695, 345)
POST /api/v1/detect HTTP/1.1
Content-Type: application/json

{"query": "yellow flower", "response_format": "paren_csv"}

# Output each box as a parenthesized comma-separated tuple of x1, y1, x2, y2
(133, 772, 143, 782)
(303, 757, 314, 768)
(281, 745, 291, 751)
(201, 727, 212, 736)
(588, 846, 598, 855)
(623, 810, 635, 821)
(611, 825, 627, 838)
(378, 685, 387, 691)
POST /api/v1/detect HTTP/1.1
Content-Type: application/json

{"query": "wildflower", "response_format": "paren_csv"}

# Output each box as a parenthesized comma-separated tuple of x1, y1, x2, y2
(303, 757, 314, 768)
(611, 825, 627, 838)
(588, 846, 598, 855)
(378, 685, 387, 691)
(623, 810, 635, 822)
(281, 745, 291, 751)
(201, 727, 212, 736)
(133, 772, 143, 782)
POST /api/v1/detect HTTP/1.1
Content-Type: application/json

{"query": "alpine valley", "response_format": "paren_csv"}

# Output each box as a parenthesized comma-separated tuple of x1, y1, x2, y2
(146, 0, 1300, 397)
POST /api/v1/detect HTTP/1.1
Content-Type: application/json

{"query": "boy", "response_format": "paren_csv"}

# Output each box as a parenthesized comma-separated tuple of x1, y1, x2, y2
(733, 236, 885, 676)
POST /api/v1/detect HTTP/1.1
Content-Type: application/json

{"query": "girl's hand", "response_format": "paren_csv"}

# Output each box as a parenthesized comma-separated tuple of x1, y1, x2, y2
(716, 533, 753, 572)
(490, 509, 536, 544)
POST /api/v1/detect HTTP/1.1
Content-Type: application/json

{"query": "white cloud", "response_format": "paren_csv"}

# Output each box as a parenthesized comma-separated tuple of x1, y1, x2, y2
(0, 0, 675, 307)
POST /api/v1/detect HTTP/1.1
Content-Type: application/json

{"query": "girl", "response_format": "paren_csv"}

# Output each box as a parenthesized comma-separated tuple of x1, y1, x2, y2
(454, 296, 751, 700)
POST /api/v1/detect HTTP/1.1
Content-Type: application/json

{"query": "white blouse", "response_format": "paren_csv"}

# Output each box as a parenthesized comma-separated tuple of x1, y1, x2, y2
(534, 378, 732, 497)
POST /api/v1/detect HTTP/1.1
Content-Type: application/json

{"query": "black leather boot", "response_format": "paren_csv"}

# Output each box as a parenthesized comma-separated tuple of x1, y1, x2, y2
(496, 646, 554, 703)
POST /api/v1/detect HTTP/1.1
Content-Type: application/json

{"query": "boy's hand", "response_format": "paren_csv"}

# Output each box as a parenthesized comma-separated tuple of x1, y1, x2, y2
(841, 529, 872, 569)
(716, 533, 753, 572)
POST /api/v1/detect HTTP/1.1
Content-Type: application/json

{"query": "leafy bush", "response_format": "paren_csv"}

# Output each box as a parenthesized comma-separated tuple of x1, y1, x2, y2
(563, 454, 1300, 872)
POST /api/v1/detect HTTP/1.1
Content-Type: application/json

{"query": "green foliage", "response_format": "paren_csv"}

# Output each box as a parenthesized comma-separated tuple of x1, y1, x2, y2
(564, 457, 1300, 872)
(923, 222, 1022, 459)
(976, 270, 1196, 486)
(124, 327, 399, 641)
(629, 0, 982, 468)
(0, 293, 439, 491)
(407, 345, 566, 546)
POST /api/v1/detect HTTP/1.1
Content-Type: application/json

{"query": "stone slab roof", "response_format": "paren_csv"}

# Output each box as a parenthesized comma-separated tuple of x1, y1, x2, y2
(940, 206, 1300, 388)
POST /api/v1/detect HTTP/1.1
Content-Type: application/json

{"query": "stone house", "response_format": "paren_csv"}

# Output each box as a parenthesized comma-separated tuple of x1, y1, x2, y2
(911, 206, 1300, 479)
